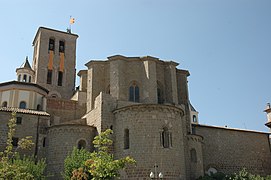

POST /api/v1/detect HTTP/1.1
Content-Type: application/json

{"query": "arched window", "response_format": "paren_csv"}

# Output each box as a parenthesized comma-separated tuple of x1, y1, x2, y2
(19, 101, 26, 109)
(51, 94, 58, 98)
(59, 41, 65, 53)
(124, 129, 130, 149)
(18, 74, 21, 82)
(49, 38, 55, 51)
(161, 127, 172, 148)
(23, 74, 27, 82)
(190, 148, 197, 163)
(192, 115, 197, 123)
(37, 104, 41, 111)
(2, 101, 7, 107)
(29, 76, 31, 83)
(129, 82, 139, 102)
(77, 139, 86, 149)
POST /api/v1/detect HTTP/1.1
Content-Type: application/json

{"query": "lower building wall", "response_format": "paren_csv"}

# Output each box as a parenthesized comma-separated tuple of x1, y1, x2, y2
(46, 124, 96, 180)
(194, 125, 271, 176)
(0, 112, 49, 158)
(113, 104, 187, 179)
(187, 134, 204, 179)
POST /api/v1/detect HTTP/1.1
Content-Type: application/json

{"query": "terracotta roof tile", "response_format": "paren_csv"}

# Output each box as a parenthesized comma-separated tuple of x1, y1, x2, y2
(0, 107, 50, 116)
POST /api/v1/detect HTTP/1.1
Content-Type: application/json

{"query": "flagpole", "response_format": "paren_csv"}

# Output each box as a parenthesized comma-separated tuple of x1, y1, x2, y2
(69, 15, 72, 33)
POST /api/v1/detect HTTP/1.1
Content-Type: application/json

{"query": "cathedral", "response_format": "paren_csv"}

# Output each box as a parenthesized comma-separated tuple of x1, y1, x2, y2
(0, 27, 270, 179)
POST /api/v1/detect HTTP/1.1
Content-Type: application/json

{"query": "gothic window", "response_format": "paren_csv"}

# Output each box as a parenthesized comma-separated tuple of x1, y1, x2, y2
(19, 101, 26, 109)
(47, 70, 52, 84)
(129, 82, 139, 102)
(2, 101, 7, 107)
(23, 74, 27, 82)
(59, 41, 65, 53)
(18, 75, 21, 81)
(16, 117, 22, 125)
(58, 71, 63, 86)
(190, 148, 197, 163)
(78, 140, 86, 149)
(29, 76, 31, 83)
(192, 115, 197, 123)
(49, 38, 55, 51)
(12, 137, 19, 147)
(124, 129, 130, 149)
(160, 127, 172, 148)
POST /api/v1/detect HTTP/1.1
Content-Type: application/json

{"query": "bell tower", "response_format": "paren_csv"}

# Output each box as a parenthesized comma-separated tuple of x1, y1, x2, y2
(32, 27, 78, 99)
(264, 103, 271, 131)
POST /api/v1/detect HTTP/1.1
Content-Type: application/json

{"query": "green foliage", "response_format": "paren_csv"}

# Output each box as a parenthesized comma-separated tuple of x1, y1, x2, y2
(197, 169, 271, 180)
(197, 172, 227, 180)
(63, 147, 92, 180)
(86, 129, 136, 180)
(68, 129, 136, 180)
(0, 112, 46, 180)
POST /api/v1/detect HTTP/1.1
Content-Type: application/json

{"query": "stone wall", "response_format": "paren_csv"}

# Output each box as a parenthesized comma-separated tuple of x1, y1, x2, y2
(194, 124, 271, 176)
(0, 111, 49, 158)
(46, 98, 86, 125)
(46, 124, 96, 179)
(113, 104, 187, 179)
(187, 134, 204, 179)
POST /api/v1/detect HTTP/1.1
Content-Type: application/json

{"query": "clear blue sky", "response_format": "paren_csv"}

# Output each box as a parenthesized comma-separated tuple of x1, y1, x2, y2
(1, 0, 271, 132)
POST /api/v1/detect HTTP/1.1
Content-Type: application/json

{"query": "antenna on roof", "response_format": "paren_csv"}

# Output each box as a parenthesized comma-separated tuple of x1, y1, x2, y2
(67, 16, 75, 33)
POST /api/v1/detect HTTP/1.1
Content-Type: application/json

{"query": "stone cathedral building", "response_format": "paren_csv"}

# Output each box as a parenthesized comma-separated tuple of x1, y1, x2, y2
(0, 27, 271, 179)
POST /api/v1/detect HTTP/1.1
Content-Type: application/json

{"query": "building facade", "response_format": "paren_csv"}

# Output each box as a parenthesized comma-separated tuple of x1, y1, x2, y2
(0, 27, 270, 179)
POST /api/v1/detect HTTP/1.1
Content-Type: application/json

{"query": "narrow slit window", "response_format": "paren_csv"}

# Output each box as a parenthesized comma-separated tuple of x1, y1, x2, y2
(124, 129, 130, 149)
(12, 137, 19, 147)
(161, 127, 172, 148)
(47, 70, 52, 84)
(43, 137, 46, 147)
(58, 71, 63, 86)
(190, 149, 197, 163)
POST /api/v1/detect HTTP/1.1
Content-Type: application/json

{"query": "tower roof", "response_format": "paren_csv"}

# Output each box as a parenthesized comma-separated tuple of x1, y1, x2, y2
(20, 56, 32, 70)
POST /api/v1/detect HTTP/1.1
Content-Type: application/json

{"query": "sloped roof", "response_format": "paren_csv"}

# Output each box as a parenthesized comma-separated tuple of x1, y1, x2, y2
(190, 102, 197, 112)
(20, 57, 32, 70)
(0, 107, 50, 116)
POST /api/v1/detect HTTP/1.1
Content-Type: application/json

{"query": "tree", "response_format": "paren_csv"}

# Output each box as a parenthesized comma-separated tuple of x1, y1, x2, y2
(0, 112, 46, 179)
(69, 129, 136, 180)
(63, 147, 92, 180)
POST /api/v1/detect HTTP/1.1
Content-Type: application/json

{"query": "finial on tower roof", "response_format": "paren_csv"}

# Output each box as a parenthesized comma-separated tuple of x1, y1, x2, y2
(20, 56, 32, 69)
